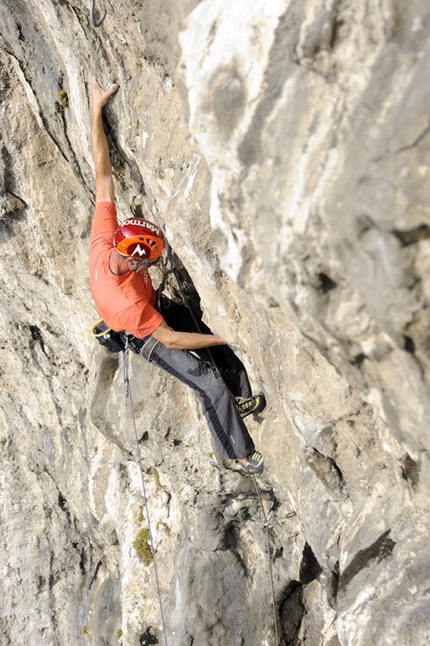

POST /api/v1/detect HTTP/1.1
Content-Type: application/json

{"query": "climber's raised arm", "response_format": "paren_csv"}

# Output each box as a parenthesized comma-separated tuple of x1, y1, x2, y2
(90, 76, 118, 203)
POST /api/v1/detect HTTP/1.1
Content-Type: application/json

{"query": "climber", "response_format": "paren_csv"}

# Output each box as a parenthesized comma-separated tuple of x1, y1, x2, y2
(89, 77, 266, 474)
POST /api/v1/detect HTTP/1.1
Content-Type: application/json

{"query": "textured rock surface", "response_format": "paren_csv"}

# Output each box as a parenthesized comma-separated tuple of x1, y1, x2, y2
(1, 1, 430, 645)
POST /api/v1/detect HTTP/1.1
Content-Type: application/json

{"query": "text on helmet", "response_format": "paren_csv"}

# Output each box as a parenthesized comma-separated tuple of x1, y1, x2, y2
(122, 219, 162, 236)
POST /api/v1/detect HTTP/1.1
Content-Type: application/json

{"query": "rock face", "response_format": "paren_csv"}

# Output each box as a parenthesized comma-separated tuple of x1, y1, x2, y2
(1, 1, 430, 645)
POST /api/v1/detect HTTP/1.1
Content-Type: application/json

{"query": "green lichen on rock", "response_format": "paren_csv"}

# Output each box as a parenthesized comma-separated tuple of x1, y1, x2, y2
(156, 520, 171, 534)
(151, 466, 165, 490)
(133, 528, 153, 565)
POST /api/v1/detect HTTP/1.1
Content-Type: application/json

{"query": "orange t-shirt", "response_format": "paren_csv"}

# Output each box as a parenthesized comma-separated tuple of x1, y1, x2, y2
(89, 202, 163, 338)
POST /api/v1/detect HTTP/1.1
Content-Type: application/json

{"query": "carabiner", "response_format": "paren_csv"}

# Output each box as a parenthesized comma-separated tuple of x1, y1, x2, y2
(91, 0, 107, 27)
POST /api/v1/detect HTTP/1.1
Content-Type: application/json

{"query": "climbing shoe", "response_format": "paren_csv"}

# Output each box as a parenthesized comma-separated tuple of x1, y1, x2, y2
(241, 451, 264, 475)
(236, 394, 267, 419)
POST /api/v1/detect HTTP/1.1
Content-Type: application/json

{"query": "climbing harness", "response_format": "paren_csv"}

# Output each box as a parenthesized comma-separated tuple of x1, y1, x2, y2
(90, 0, 106, 27)
(122, 338, 169, 646)
(252, 476, 280, 645)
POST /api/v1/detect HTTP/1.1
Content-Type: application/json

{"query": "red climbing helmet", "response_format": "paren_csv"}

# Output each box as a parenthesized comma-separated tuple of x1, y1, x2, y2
(113, 218, 166, 260)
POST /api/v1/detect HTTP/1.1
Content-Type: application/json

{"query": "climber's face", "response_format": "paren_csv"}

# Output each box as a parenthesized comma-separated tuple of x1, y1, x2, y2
(126, 256, 160, 273)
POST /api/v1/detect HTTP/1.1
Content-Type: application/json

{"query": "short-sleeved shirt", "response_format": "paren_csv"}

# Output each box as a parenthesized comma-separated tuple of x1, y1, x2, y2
(89, 202, 163, 338)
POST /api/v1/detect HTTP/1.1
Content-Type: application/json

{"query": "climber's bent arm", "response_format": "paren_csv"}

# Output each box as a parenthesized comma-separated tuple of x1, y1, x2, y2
(151, 320, 226, 350)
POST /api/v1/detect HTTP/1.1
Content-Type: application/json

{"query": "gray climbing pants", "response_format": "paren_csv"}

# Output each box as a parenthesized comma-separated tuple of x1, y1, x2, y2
(139, 337, 255, 460)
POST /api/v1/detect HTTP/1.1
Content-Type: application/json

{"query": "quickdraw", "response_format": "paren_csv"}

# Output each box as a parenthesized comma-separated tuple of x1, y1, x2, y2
(252, 476, 280, 644)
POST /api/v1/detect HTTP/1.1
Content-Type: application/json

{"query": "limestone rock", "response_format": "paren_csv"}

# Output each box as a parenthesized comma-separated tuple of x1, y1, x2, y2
(0, 1, 429, 645)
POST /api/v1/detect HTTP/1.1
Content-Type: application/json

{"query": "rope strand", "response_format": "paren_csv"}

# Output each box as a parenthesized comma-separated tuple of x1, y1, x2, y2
(122, 340, 169, 646)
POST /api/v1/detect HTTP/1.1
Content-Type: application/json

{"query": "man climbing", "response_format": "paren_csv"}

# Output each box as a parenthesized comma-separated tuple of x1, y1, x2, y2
(89, 77, 265, 474)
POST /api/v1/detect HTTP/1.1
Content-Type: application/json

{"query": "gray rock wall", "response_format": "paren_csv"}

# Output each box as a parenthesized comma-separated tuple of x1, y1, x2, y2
(0, 1, 429, 645)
